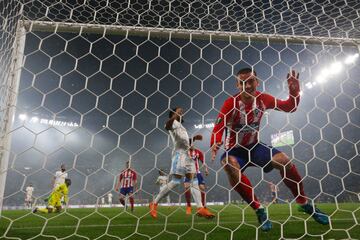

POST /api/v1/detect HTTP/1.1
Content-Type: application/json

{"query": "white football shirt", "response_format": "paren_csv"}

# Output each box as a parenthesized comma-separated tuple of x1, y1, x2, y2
(54, 170, 68, 188)
(107, 193, 113, 202)
(169, 120, 190, 152)
(26, 186, 34, 196)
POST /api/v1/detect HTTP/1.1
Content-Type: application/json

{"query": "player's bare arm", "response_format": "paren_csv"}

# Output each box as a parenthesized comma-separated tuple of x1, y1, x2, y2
(211, 141, 223, 161)
(165, 108, 181, 130)
(204, 164, 209, 176)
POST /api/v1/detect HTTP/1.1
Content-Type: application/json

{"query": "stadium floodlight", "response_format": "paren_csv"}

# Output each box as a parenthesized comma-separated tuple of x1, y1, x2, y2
(30, 116, 39, 123)
(329, 62, 343, 75)
(18, 114, 27, 121)
(344, 53, 359, 64)
(305, 82, 313, 89)
(315, 75, 326, 84)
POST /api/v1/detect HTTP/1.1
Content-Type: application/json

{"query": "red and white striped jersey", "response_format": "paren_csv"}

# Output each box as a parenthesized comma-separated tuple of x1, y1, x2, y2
(189, 148, 204, 173)
(118, 169, 137, 188)
(211, 91, 300, 149)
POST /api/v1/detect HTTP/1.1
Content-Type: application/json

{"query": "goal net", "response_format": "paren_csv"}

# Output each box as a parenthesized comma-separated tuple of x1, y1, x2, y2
(1, 0, 359, 239)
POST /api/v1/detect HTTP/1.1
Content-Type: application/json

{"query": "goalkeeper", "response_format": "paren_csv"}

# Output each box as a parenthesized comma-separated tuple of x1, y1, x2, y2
(34, 178, 71, 213)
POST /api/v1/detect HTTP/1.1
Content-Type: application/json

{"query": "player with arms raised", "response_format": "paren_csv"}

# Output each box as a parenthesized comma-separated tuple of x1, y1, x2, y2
(115, 161, 137, 212)
(149, 107, 214, 218)
(34, 178, 71, 214)
(211, 68, 329, 231)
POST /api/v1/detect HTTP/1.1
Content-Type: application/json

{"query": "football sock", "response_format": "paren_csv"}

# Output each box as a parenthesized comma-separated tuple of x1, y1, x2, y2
(190, 181, 203, 208)
(154, 178, 181, 204)
(185, 189, 192, 207)
(234, 174, 261, 210)
(280, 164, 307, 205)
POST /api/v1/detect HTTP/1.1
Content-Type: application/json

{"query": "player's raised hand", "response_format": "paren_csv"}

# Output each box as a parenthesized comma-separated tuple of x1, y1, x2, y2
(211, 141, 223, 161)
(287, 70, 300, 95)
(205, 167, 209, 176)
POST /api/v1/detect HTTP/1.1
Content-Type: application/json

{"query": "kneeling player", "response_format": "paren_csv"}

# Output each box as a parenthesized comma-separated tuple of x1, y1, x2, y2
(33, 178, 71, 214)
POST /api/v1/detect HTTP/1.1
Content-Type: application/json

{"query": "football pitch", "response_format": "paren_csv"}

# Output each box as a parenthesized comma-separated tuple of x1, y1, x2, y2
(1, 203, 359, 240)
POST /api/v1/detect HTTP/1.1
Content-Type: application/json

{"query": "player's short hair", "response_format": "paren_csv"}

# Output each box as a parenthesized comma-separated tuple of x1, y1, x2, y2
(236, 68, 257, 76)
(168, 107, 179, 118)
(65, 178, 71, 186)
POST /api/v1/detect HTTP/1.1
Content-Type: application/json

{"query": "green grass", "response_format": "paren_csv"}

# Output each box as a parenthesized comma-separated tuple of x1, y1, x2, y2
(1, 203, 359, 240)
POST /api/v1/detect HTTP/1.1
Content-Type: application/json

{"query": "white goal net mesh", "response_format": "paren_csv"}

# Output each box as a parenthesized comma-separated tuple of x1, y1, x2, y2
(1, 0, 360, 239)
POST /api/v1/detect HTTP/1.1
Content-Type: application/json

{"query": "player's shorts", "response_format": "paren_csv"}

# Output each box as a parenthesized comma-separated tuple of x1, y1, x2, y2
(184, 173, 205, 185)
(120, 187, 133, 196)
(159, 185, 167, 192)
(25, 195, 32, 202)
(48, 194, 61, 208)
(220, 143, 280, 173)
(170, 150, 195, 176)
(196, 173, 205, 185)
(272, 192, 276, 198)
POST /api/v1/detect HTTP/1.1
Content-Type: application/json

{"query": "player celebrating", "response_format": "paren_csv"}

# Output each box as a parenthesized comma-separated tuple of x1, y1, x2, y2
(211, 68, 329, 231)
(34, 178, 71, 214)
(115, 161, 137, 212)
(185, 146, 210, 215)
(25, 183, 34, 209)
(156, 169, 171, 204)
(149, 107, 214, 219)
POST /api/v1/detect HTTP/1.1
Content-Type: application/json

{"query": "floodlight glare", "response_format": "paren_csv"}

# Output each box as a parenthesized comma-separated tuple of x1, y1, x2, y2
(329, 62, 343, 74)
(316, 75, 326, 84)
(305, 82, 313, 89)
(344, 53, 359, 64)
(30, 117, 39, 123)
(320, 68, 329, 77)
(18, 114, 27, 121)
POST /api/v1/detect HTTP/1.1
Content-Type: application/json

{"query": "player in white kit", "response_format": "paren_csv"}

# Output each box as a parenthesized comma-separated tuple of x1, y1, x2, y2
(156, 169, 170, 204)
(108, 192, 113, 207)
(149, 107, 214, 219)
(53, 164, 68, 189)
(25, 183, 34, 209)
(52, 164, 68, 204)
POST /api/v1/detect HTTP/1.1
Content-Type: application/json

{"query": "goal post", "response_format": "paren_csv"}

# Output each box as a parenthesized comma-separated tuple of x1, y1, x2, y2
(0, 21, 26, 217)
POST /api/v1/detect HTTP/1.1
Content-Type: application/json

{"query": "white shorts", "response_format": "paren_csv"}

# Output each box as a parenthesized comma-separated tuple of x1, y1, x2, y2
(25, 195, 32, 202)
(170, 150, 195, 176)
